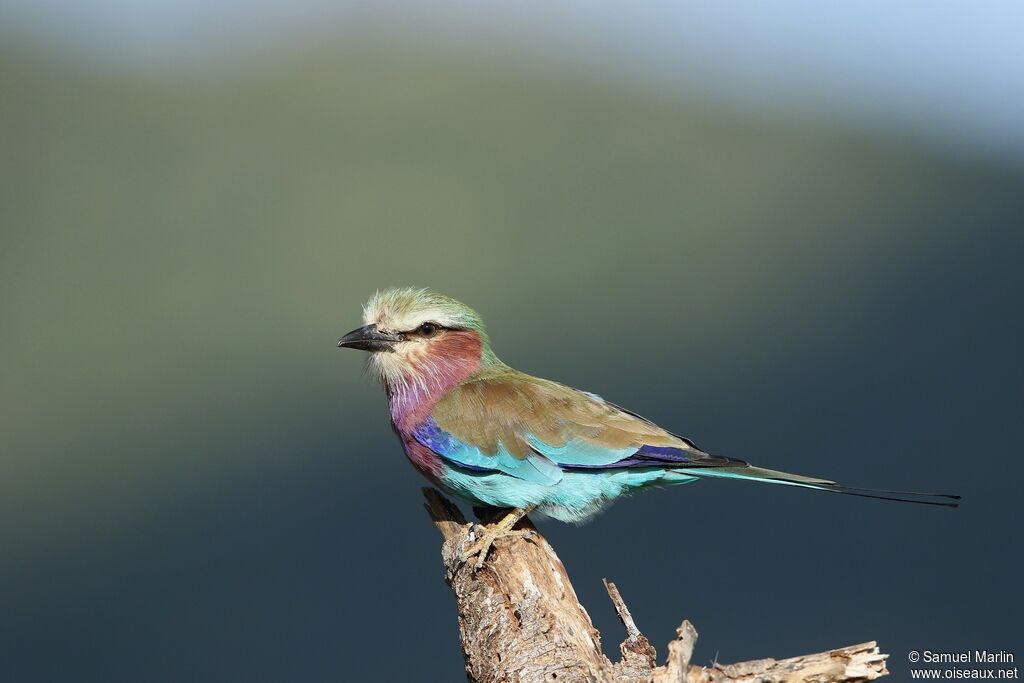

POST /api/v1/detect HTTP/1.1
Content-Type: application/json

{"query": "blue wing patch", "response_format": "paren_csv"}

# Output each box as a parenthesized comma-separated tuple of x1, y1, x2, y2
(554, 443, 705, 469)
(413, 417, 563, 485)
(413, 417, 725, 481)
(523, 434, 637, 467)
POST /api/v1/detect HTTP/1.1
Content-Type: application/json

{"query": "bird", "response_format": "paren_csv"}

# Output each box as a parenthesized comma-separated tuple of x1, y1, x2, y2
(337, 287, 959, 569)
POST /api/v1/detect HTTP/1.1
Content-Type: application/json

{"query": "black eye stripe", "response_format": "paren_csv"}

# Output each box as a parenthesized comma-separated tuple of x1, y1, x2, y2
(405, 321, 442, 336)
(395, 322, 464, 337)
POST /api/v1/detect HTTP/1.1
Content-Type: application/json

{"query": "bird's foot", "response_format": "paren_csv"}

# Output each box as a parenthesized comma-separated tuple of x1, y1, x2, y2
(459, 506, 536, 572)
(462, 528, 535, 572)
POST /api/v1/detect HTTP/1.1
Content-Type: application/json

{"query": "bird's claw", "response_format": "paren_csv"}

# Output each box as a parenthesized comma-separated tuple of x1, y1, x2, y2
(460, 525, 536, 572)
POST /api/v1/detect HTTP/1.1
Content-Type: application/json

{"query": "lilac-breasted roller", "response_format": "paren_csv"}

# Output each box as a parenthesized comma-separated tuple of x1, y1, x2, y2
(338, 288, 959, 568)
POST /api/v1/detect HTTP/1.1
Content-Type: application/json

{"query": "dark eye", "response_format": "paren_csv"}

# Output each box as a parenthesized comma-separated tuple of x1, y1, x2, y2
(418, 322, 439, 337)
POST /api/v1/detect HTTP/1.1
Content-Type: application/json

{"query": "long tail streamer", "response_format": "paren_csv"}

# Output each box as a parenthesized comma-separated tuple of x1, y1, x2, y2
(688, 466, 960, 508)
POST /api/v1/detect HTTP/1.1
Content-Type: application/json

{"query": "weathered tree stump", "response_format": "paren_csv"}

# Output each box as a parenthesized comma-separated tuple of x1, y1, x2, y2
(423, 488, 889, 683)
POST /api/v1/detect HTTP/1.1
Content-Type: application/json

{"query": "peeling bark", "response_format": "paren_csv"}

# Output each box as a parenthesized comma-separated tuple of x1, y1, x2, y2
(423, 488, 889, 683)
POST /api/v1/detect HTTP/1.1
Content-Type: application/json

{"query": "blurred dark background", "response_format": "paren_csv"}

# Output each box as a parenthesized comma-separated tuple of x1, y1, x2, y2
(1, 2, 1022, 681)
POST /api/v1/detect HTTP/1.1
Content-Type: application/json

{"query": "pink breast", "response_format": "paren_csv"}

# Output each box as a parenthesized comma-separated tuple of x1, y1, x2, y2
(400, 434, 446, 479)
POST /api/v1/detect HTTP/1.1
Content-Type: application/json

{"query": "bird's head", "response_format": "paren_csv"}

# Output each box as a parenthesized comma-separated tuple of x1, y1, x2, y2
(338, 287, 497, 393)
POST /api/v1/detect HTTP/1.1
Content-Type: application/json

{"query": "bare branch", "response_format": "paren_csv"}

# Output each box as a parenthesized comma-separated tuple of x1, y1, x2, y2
(422, 488, 889, 683)
(652, 621, 698, 683)
(680, 641, 889, 683)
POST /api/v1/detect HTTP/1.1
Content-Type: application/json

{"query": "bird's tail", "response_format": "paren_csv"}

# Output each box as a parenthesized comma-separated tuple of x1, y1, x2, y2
(687, 465, 961, 508)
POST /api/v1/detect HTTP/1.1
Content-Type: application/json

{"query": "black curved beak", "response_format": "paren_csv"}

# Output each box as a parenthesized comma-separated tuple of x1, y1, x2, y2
(337, 324, 400, 353)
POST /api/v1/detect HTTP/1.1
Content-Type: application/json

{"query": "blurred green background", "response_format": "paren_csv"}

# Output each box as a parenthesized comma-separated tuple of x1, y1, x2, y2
(1, 4, 1022, 681)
